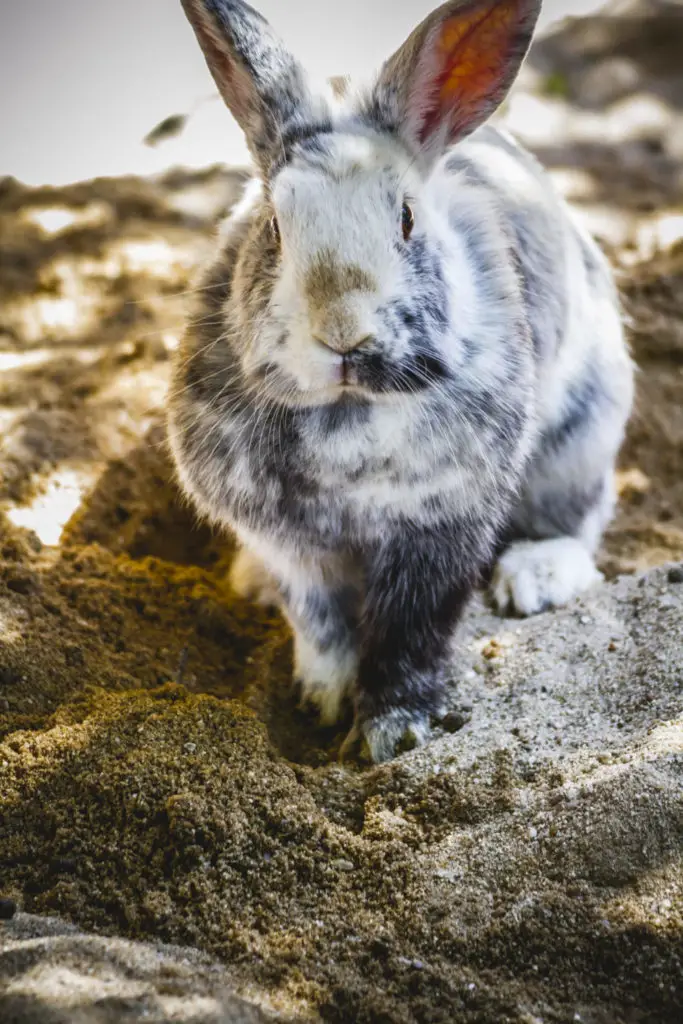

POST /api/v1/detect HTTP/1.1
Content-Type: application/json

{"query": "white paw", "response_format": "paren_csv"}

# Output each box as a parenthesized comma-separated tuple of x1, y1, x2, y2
(492, 538, 603, 617)
(294, 636, 357, 726)
(341, 709, 431, 764)
(229, 547, 279, 608)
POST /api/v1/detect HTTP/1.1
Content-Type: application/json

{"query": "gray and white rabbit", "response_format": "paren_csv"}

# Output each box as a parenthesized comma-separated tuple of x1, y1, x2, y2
(167, 0, 634, 762)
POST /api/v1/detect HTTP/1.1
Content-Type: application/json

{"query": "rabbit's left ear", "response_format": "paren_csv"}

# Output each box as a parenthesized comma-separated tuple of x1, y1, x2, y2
(367, 0, 541, 168)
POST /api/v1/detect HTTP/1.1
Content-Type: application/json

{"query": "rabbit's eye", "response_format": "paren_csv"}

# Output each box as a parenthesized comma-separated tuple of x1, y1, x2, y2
(270, 215, 280, 244)
(401, 202, 414, 241)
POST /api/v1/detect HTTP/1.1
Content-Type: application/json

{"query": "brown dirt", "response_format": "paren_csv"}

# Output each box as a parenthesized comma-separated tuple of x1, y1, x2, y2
(604, 248, 683, 574)
(1, 4, 682, 1022)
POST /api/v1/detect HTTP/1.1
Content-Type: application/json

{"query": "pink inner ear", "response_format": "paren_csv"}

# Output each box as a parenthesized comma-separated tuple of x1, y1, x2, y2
(195, 17, 251, 125)
(416, 2, 519, 146)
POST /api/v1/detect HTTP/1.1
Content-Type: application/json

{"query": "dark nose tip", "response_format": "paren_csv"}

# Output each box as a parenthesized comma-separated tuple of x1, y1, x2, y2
(313, 333, 374, 355)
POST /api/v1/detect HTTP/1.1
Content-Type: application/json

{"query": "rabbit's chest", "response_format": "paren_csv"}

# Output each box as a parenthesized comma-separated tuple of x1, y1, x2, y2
(309, 407, 425, 491)
(234, 404, 493, 545)
(309, 437, 457, 533)
(299, 402, 467, 523)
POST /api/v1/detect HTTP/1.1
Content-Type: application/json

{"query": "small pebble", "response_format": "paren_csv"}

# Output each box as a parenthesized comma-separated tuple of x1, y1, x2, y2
(482, 639, 502, 660)
(397, 957, 425, 970)
(0, 898, 17, 920)
(331, 859, 355, 872)
(440, 711, 470, 733)
(667, 565, 683, 584)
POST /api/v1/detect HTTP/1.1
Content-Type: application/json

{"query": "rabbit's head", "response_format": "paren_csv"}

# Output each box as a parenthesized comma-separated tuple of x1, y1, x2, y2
(181, 0, 542, 406)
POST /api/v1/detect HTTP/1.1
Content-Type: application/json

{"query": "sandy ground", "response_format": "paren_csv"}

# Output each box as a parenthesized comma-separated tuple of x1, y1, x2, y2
(1, 3, 682, 1021)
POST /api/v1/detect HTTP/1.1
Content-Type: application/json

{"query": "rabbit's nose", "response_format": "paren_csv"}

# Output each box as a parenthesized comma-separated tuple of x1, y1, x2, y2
(312, 332, 374, 355)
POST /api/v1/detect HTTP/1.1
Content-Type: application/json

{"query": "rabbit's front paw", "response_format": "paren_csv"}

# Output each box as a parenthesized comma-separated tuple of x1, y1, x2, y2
(229, 548, 280, 609)
(492, 538, 603, 617)
(341, 709, 431, 765)
(294, 638, 357, 727)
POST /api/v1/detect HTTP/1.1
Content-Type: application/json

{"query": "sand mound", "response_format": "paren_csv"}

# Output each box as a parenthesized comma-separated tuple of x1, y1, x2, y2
(1, 914, 271, 1023)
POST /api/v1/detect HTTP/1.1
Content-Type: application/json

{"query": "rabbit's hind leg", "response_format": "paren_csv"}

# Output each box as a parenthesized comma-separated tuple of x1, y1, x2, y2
(491, 398, 623, 619)
(491, 534, 605, 618)
(491, 258, 634, 621)
(491, 477, 614, 617)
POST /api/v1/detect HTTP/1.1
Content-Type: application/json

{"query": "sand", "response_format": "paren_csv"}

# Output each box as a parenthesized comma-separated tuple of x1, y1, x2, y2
(1, 3, 682, 1021)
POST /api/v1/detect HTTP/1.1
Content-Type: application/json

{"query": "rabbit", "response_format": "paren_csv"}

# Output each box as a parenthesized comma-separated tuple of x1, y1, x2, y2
(167, 0, 634, 763)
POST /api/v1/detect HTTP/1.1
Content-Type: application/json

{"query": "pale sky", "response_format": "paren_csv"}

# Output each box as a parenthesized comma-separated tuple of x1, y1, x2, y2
(1, 1, 609, 187)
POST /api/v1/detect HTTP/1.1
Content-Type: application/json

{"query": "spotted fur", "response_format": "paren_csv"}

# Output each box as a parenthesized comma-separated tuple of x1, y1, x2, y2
(168, 0, 634, 762)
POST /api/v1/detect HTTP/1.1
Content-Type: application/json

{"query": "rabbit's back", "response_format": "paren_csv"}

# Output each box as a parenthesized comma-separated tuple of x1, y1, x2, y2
(442, 124, 632, 452)
(439, 125, 633, 556)
(444, 125, 613, 356)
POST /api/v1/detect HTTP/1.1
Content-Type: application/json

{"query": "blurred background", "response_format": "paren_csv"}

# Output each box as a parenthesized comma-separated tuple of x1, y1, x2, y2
(2, 0, 611, 186)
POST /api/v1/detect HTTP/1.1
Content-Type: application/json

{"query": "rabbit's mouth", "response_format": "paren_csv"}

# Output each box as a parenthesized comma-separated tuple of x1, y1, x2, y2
(247, 360, 374, 409)
(309, 349, 450, 399)
(248, 346, 449, 408)
(347, 350, 452, 397)
(286, 382, 375, 410)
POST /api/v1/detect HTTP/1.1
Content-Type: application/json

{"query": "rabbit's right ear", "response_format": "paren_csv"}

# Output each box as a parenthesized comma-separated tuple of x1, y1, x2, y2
(180, 0, 317, 173)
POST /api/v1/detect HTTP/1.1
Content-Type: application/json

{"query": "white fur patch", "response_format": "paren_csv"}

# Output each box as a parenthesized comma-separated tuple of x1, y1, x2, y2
(294, 636, 357, 726)
(228, 547, 279, 608)
(492, 538, 603, 617)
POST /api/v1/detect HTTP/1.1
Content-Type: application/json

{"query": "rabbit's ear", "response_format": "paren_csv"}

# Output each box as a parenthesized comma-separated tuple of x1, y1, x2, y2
(368, 0, 541, 167)
(180, 0, 316, 172)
